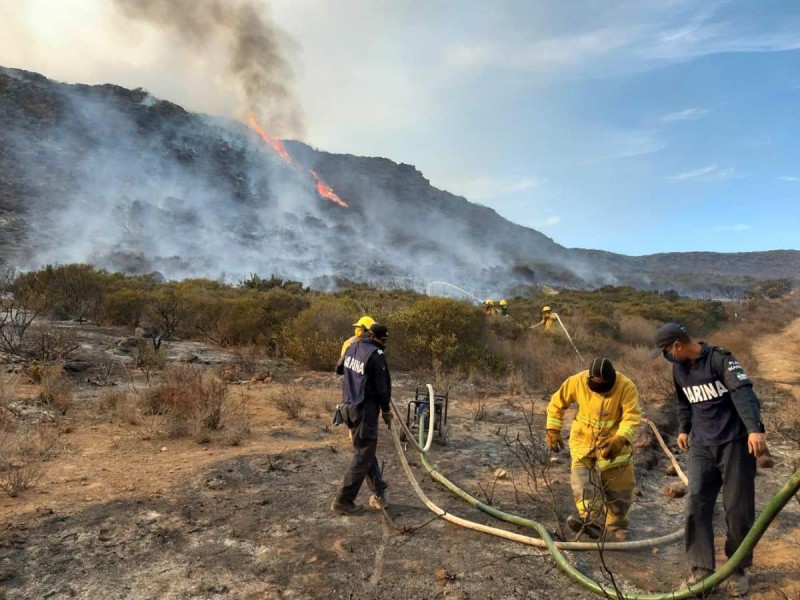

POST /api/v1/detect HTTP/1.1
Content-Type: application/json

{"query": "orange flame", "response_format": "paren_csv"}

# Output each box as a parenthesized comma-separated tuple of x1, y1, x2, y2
(311, 170, 347, 208)
(247, 115, 348, 208)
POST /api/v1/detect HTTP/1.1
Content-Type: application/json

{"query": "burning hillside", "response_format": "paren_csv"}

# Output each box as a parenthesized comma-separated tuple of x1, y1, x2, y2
(1, 67, 798, 296)
(247, 115, 347, 208)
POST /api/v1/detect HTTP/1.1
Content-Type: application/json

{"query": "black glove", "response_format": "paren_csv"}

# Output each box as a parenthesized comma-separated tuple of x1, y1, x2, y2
(382, 410, 393, 428)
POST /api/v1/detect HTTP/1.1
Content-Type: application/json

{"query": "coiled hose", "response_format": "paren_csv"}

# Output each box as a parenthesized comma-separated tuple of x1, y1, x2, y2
(389, 395, 800, 598)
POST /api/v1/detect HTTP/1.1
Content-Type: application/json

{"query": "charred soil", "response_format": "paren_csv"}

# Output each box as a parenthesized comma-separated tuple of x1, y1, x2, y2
(0, 322, 798, 599)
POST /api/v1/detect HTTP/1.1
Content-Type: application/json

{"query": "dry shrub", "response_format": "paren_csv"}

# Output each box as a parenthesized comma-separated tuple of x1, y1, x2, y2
(0, 423, 59, 497)
(469, 393, 487, 422)
(230, 345, 261, 379)
(23, 325, 80, 362)
(0, 374, 19, 411)
(769, 410, 800, 449)
(145, 367, 227, 442)
(220, 392, 251, 446)
(491, 332, 581, 392)
(38, 364, 72, 414)
(274, 388, 304, 420)
(506, 368, 526, 396)
(618, 315, 659, 347)
(101, 388, 141, 425)
(614, 345, 675, 405)
(132, 342, 166, 384)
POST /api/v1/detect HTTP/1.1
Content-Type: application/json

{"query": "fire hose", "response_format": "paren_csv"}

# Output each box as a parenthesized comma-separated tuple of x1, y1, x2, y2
(388, 394, 800, 598)
(528, 315, 585, 363)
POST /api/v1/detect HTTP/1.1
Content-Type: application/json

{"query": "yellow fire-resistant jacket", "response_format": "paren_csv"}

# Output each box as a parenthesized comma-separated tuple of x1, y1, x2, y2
(340, 335, 360, 358)
(546, 371, 641, 470)
(543, 312, 558, 330)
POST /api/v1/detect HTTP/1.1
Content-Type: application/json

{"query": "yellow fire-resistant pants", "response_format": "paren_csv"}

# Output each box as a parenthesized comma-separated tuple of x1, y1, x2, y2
(570, 455, 635, 530)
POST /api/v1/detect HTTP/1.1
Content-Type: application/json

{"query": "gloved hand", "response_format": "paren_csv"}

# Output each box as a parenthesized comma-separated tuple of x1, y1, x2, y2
(545, 429, 563, 452)
(382, 410, 393, 428)
(598, 435, 628, 460)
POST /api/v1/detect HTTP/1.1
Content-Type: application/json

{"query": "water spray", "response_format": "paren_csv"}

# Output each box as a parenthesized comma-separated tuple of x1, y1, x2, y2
(425, 281, 484, 304)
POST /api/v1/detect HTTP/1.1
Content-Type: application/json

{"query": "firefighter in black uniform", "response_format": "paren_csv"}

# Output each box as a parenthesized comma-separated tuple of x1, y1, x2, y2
(652, 323, 767, 597)
(332, 323, 393, 515)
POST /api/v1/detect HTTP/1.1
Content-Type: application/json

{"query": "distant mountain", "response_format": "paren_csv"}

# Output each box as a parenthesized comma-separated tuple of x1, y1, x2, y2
(1, 66, 797, 297)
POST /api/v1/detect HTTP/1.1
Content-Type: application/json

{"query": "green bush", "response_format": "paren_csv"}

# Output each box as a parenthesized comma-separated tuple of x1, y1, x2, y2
(101, 286, 149, 326)
(282, 296, 359, 370)
(388, 297, 489, 372)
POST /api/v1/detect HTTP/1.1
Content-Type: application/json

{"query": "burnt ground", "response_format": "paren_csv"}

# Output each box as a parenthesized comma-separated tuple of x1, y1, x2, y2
(0, 323, 798, 600)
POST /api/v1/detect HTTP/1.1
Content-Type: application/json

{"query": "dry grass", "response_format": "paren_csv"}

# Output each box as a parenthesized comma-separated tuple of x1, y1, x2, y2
(0, 422, 60, 497)
(505, 368, 526, 396)
(37, 364, 73, 415)
(144, 367, 228, 442)
(618, 315, 660, 347)
(0, 373, 18, 407)
(492, 332, 582, 392)
(101, 388, 142, 426)
(220, 391, 251, 446)
(273, 389, 304, 420)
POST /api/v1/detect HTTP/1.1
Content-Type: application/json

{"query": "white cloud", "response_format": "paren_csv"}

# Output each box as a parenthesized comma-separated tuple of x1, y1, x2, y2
(605, 130, 665, 159)
(444, 26, 637, 73)
(442, 4, 800, 81)
(669, 165, 735, 182)
(660, 107, 710, 123)
(779, 176, 800, 181)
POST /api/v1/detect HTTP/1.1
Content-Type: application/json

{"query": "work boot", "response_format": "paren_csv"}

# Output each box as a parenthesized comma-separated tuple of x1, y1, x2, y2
(606, 527, 629, 542)
(566, 515, 602, 539)
(330, 498, 363, 516)
(369, 493, 389, 510)
(679, 567, 714, 593)
(727, 568, 749, 597)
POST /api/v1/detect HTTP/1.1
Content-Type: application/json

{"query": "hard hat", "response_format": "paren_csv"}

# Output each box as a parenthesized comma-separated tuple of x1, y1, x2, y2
(485, 299, 494, 305)
(499, 299, 507, 306)
(542, 306, 551, 312)
(352, 316, 375, 329)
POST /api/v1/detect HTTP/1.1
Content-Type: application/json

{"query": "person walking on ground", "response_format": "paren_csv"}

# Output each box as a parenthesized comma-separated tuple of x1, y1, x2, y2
(546, 357, 641, 541)
(651, 322, 767, 597)
(332, 323, 393, 515)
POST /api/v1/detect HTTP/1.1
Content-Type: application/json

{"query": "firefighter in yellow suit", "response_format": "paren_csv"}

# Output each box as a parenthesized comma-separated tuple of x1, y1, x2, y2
(546, 357, 641, 541)
(541, 306, 558, 331)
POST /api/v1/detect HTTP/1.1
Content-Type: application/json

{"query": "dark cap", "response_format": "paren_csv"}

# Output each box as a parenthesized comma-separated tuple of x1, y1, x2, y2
(589, 357, 615, 382)
(650, 322, 689, 358)
(369, 323, 389, 341)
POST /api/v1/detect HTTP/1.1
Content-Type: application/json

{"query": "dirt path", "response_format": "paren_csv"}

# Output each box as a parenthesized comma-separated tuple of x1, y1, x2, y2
(755, 316, 800, 401)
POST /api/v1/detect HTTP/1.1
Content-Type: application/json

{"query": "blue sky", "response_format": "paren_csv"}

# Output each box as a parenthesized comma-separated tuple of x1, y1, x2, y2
(2, 0, 799, 255)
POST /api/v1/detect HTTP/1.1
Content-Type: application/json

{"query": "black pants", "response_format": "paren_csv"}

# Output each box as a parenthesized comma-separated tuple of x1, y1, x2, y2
(686, 436, 756, 570)
(336, 428, 387, 504)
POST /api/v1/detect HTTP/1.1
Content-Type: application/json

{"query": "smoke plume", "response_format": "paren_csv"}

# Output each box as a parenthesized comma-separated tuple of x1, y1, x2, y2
(112, 0, 302, 136)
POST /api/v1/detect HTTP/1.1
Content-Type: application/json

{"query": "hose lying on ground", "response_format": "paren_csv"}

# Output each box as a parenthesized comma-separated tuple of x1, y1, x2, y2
(389, 401, 687, 550)
(389, 393, 800, 598)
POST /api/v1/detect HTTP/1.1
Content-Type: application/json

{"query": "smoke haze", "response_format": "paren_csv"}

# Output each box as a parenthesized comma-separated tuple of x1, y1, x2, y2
(111, 0, 302, 136)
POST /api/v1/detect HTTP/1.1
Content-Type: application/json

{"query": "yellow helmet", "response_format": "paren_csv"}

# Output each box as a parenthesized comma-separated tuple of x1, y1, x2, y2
(352, 316, 375, 329)
(542, 306, 551, 312)
(499, 299, 507, 306)
(485, 299, 494, 305)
